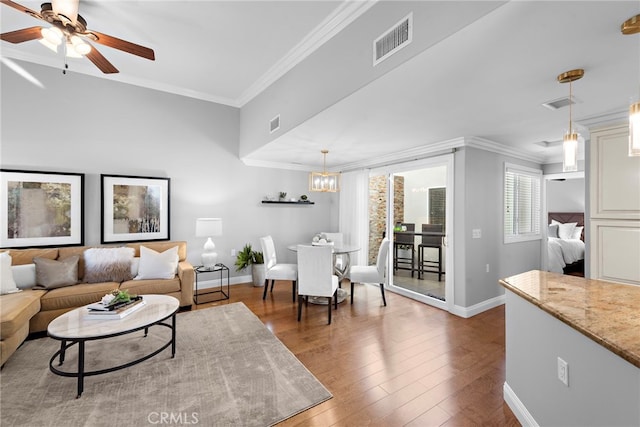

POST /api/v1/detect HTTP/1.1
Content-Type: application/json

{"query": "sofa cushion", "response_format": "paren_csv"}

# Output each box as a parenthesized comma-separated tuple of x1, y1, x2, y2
(1, 252, 19, 295)
(121, 277, 181, 297)
(134, 246, 179, 280)
(0, 290, 46, 339)
(127, 241, 187, 262)
(39, 282, 117, 312)
(6, 248, 58, 266)
(33, 256, 79, 290)
(83, 247, 135, 283)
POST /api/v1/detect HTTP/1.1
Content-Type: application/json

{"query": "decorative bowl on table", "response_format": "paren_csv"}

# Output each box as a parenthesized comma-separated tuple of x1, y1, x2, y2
(311, 233, 334, 246)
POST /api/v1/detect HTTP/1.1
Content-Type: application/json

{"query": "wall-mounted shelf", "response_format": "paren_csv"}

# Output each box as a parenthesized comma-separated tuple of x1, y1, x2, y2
(262, 201, 314, 205)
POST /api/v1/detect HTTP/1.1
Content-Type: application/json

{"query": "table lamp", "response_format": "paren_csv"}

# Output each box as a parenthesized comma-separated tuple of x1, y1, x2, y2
(195, 218, 222, 269)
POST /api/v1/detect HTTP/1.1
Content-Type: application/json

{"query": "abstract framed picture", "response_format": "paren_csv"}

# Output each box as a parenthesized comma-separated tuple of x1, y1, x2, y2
(101, 174, 170, 244)
(0, 169, 84, 248)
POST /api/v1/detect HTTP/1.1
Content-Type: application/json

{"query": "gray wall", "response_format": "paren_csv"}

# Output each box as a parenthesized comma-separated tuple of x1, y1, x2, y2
(505, 291, 640, 426)
(1, 61, 337, 276)
(456, 147, 542, 307)
(546, 178, 585, 212)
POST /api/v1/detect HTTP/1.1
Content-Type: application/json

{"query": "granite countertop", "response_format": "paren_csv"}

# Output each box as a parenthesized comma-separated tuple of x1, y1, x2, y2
(499, 270, 640, 369)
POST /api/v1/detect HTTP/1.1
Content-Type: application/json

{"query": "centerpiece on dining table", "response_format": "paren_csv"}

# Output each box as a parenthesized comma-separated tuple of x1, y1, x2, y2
(312, 233, 334, 246)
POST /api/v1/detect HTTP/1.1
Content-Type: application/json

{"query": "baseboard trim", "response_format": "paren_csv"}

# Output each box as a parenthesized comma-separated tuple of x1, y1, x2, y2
(197, 274, 253, 289)
(450, 294, 505, 318)
(503, 381, 539, 427)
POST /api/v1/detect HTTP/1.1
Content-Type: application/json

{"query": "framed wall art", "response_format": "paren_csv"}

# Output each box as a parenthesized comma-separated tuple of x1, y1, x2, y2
(101, 174, 170, 243)
(0, 169, 85, 248)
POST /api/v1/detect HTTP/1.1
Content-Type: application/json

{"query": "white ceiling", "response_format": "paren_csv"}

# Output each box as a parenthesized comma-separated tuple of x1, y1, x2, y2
(2, 1, 639, 170)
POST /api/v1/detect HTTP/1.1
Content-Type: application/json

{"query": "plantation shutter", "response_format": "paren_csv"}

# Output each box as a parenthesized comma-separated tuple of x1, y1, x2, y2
(504, 164, 541, 242)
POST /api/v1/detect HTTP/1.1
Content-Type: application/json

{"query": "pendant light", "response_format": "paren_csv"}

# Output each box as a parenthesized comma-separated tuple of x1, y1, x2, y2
(621, 14, 640, 156)
(557, 69, 584, 172)
(309, 150, 340, 192)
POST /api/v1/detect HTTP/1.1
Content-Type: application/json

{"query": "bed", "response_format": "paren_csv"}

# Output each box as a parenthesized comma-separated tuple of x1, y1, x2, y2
(547, 212, 585, 276)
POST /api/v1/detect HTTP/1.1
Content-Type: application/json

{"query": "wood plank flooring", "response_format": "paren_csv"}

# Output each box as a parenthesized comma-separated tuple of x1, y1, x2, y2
(193, 281, 520, 426)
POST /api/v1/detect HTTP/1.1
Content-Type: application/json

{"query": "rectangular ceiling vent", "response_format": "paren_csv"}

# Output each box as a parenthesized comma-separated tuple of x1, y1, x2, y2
(542, 96, 578, 111)
(269, 115, 280, 134)
(373, 13, 413, 66)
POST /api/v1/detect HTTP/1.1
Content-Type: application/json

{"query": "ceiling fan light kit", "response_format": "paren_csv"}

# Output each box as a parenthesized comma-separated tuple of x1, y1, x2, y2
(0, 0, 155, 74)
(557, 68, 584, 172)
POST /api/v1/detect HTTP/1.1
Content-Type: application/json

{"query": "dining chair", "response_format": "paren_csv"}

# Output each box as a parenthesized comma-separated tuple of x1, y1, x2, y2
(296, 245, 339, 324)
(349, 237, 390, 306)
(260, 235, 297, 302)
(418, 224, 444, 281)
(394, 223, 415, 277)
(321, 231, 345, 275)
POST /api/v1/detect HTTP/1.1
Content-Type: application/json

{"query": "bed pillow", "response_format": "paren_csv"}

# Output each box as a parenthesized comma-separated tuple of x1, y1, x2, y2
(571, 226, 584, 240)
(548, 224, 559, 238)
(134, 245, 179, 280)
(33, 256, 79, 289)
(0, 252, 20, 295)
(83, 247, 135, 283)
(551, 220, 577, 240)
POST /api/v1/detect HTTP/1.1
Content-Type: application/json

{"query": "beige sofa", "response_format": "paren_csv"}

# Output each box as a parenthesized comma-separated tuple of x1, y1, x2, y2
(0, 241, 194, 366)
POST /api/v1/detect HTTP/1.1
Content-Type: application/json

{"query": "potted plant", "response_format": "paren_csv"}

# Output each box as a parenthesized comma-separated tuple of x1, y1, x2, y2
(235, 243, 266, 287)
(279, 191, 287, 201)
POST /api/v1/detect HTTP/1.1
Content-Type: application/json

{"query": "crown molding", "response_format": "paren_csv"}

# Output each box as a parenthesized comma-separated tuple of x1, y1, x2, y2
(576, 108, 628, 131)
(241, 157, 312, 171)
(465, 137, 546, 164)
(236, 0, 378, 107)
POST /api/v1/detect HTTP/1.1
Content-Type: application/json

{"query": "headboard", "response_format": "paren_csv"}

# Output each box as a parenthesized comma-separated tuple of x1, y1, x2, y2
(548, 212, 584, 241)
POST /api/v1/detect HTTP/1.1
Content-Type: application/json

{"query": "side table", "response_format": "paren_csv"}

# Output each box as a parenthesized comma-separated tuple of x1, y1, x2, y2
(194, 264, 230, 304)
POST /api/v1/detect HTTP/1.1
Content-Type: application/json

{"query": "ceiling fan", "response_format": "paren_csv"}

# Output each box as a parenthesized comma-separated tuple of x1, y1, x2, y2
(0, 0, 154, 74)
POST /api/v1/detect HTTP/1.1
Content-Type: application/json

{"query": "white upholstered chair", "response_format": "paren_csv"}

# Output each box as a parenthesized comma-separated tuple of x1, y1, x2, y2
(348, 238, 390, 306)
(296, 245, 339, 324)
(260, 235, 297, 302)
(321, 231, 345, 272)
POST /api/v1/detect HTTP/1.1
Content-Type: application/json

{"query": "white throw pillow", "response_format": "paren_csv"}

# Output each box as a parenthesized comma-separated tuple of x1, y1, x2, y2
(571, 226, 584, 240)
(12, 264, 36, 289)
(134, 246, 179, 280)
(551, 220, 577, 240)
(1, 252, 21, 295)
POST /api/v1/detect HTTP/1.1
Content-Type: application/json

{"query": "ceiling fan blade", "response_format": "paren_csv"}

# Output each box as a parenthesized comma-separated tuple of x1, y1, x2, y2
(0, 0, 44, 19)
(0, 26, 43, 43)
(85, 46, 119, 74)
(85, 30, 155, 61)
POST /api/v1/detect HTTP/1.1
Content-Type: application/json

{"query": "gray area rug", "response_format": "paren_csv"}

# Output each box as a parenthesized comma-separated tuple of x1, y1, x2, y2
(0, 302, 331, 426)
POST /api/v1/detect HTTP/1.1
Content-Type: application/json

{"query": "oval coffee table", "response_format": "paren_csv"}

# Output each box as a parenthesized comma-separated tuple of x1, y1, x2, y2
(47, 294, 179, 398)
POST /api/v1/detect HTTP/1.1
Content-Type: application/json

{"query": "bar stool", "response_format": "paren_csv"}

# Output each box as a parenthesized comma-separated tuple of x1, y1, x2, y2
(418, 224, 444, 281)
(393, 223, 415, 277)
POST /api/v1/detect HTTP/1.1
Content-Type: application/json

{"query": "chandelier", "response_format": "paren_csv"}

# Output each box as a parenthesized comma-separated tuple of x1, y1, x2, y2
(309, 150, 340, 192)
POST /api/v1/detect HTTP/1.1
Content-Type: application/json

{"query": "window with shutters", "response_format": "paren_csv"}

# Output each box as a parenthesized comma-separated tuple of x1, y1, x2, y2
(504, 163, 542, 243)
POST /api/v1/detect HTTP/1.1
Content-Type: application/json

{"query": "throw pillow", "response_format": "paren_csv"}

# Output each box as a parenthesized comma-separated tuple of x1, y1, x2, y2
(551, 220, 577, 240)
(571, 226, 584, 240)
(548, 224, 559, 238)
(33, 256, 79, 290)
(134, 245, 179, 280)
(0, 252, 20, 295)
(12, 264, 37, 290)
(83, 247, 135, 283)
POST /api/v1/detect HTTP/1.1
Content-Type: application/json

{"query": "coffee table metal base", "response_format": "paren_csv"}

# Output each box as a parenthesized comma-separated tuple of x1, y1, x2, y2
(48, 313, 176, 398)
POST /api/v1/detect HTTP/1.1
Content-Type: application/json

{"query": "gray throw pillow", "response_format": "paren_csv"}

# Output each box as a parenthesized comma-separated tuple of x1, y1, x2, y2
(33, 256, 79, 289)
(548, 224, 559, 238)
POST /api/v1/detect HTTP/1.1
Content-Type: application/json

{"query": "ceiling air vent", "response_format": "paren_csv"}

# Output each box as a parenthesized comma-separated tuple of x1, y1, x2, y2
(542, 96, 578, 111)
(269, 115, 280, 134)
(373, 13, 413, 66)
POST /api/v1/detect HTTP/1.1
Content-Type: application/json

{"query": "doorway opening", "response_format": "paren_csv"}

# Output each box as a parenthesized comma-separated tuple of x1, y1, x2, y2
(367, 155, 453, 309)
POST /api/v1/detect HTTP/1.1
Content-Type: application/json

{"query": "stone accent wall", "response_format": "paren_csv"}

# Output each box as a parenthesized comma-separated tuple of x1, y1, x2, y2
(367, 175, 404, 264)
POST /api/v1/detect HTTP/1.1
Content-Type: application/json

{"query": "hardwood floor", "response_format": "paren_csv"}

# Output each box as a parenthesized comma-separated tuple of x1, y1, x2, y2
(193, 281, 520, 426)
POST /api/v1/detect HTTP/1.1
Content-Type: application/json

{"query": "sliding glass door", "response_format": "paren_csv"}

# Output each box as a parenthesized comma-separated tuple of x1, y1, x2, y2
(368, 155, 453, 310)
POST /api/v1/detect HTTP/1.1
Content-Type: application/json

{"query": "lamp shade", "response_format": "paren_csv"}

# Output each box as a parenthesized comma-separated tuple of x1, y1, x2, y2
(630, 102, 640, 156)
(195, 218, 222, 237)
